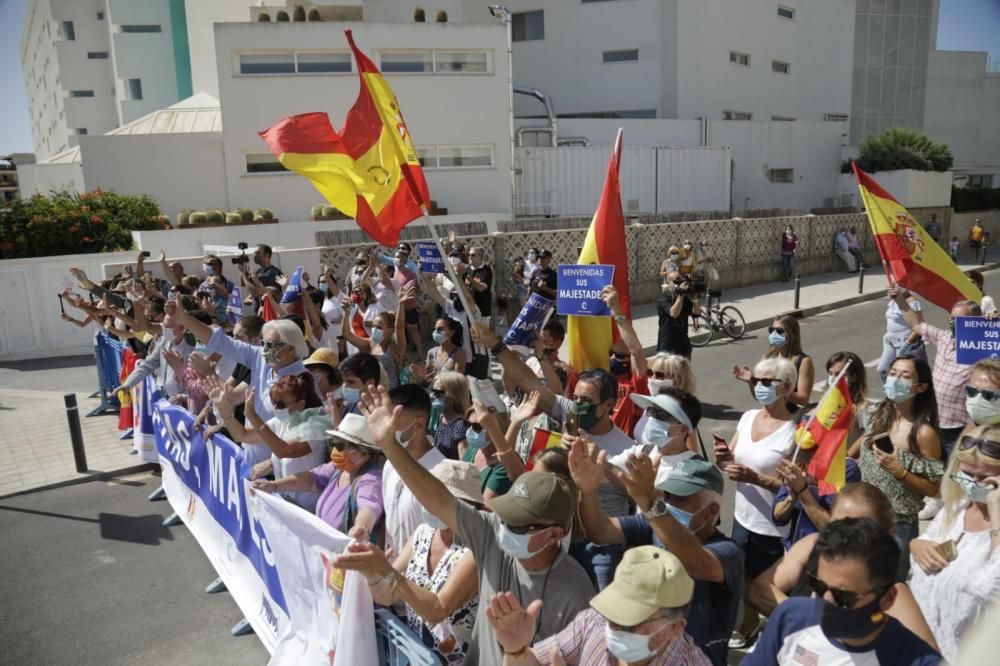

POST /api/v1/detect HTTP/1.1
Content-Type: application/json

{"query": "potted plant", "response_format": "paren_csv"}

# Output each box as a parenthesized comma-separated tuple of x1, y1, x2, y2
(176, 209, 192, 226)
(225, 212, 242, 224)
(310, 204, 325, 219)
(258, 10, 271, 22)
(189, 212, 208, 225)
(307, 8, 322, 21)
(292, 5, 306, 21)
(276, 10, 290, 21)
(235, 207, 254, 223)
(206, 209, 225, 223)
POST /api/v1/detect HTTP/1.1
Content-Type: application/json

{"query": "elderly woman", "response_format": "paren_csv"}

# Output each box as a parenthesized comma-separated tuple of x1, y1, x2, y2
(733, 314, 814, 412)
(168, 298, 310, 421)
(431, 371, 472, 459)
(334, 460, 482, 664)
(964, 358, 1000, 427)
(909, 423, 1000, 662)
(634, 353, 699, 454)
(716, 356, 798, 648)
(252, 413, 384, 542)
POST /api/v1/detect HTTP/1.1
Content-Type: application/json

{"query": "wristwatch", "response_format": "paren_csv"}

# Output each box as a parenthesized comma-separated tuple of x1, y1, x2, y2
(614, 313, 627, 325)
(641, 498, 669, 522)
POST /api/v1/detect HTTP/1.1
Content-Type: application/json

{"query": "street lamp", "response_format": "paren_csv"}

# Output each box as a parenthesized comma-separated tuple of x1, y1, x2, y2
(488, 5, 516, 223)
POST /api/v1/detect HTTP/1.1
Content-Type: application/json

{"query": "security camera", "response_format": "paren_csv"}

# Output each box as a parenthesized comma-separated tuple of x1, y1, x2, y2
(489, 4, 510, 19)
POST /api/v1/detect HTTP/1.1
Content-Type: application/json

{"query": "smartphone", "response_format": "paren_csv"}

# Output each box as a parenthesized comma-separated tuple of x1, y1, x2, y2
(58, 293, 65, 314)
(140, 251, 151, 258)
(935, 540, 958, 562)
(564, 411, 579, 437)
(869, 432, 894, 454)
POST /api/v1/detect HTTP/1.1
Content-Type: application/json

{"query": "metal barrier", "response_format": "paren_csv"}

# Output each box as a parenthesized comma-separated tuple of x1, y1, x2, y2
(88, 332, 125, 417)
(375, 609, 442, 666)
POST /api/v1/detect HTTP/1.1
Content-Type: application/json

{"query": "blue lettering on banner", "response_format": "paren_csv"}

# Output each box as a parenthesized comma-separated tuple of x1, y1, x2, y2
(227, 287, 244, 317)
(503, 292, 554, 347)
(955, 316, 1000, 364)
(416, 241, 444, 274)
(556, 264, 615, 317)
(153, 401, 286, 611)
(280, 267, 303, 304)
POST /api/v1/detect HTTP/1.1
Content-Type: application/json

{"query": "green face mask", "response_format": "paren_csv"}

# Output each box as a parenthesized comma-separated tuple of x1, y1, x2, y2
(572, 400, 601, 431)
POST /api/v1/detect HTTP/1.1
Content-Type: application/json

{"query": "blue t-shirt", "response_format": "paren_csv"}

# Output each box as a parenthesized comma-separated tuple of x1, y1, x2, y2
(618, 515, 743, 666)
(772, 458, 862, 549)
(744, 597, 942, 666)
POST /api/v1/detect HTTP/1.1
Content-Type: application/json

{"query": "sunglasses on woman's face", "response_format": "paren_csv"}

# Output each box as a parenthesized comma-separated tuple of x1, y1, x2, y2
(964, 385, 1000, 402)
(958, 435, 1000, 459)
(806, 571, 885, 609)
(750, 377, 777, 387)
(652, 371, 671, 380)
(468, 422, 484, 433)
(272, 399, 287, 410)
(767, 326, 786, 335)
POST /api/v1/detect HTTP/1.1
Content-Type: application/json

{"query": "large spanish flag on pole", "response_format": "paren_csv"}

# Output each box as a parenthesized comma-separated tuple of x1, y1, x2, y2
(853, 162, 980, 310)
(566, 130, 631, 372)
(793, 368, 854, 495)
(259, 30, 430, 247)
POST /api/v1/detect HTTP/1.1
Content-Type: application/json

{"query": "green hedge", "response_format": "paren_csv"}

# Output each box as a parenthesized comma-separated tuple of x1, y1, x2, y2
(0, 189, 166, 259)
(952, 187, 1000, 212)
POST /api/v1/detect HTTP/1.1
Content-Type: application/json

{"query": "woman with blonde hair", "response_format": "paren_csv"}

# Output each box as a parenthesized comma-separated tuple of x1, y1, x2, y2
(733, 314, 814, 411)
(635, 353, 699, 454)
(431, 371, 471, 460)
(909, 423, 1000, 662)
(964, 358, 1000, 427)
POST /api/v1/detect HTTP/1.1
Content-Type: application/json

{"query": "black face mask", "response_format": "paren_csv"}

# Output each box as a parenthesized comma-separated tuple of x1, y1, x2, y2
(253, 255, 263, 266)
(820, 595, 887, 640)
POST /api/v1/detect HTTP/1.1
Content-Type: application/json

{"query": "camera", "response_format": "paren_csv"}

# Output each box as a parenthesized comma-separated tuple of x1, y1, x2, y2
(231, 242, 251, 265)
(140, 251, 151, 258)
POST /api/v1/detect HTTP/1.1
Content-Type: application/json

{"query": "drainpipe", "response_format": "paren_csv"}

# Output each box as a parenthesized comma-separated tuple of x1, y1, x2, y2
(514, 85, 558, 148)
(490, 5, 517, 222)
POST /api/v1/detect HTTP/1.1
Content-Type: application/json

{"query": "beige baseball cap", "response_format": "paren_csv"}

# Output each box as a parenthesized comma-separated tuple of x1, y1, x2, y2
(590, 546, 695, 626)
(431, 460, 483, 505)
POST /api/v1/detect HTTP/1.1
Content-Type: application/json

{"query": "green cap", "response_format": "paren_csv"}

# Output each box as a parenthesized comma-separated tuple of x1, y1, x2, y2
(656, 458, 724, 496)
(590, 546, 694, 626)
(486, 471, 575, 527)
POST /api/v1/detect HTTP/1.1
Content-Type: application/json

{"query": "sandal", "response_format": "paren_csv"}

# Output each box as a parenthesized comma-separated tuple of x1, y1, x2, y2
(728, 620, 764, 649)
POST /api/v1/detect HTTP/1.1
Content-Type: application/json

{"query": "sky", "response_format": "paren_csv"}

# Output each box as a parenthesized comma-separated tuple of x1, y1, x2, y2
(0, 0, 998, 155)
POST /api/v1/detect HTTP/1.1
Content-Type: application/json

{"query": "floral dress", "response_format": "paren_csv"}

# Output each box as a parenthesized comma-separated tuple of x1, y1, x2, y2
(403, 524, 478, 663)
(858, 441, 944, 523)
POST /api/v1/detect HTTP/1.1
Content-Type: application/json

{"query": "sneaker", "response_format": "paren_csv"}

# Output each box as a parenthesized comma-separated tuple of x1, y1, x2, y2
(919, 497, 943, 521)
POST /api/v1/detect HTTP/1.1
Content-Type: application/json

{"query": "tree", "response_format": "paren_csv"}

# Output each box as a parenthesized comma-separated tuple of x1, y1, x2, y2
(854, 127, 953, 173)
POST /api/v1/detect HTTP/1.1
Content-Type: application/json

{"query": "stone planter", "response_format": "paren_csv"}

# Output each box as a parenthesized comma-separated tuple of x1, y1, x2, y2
(838, 169, 953, 209)
(181, 218, 279, 229)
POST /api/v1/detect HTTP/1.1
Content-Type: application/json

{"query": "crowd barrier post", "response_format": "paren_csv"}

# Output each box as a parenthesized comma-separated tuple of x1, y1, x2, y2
(63, 393, 88, 473)
(87, 332, 125, 417)
(205, 577, 227, 594)
(793, 274, 801, 310)
(375, 609, 441, 666)
(857, 265, 865, 294)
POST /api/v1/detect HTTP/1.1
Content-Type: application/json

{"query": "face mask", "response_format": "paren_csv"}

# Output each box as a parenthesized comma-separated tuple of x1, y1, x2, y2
(421, 507, 449, 530)
(432, 330, 448, 345)
(768, 331, 787, 347)
(497, 523, 549, 560)
(273, 408, 290, 422)
(318, 279, 326, 289)
(669, 253, 680, 261)
(609, 357, 630, 376)
(966, 394, 1000, 425)
(643, 417, 673, 448)
(754, 382, 779, 406)
(820, 595, 887, 640)
(785, 229, 793, 235)
(341, 386, 361, 403)
(953, 470, 996, 503)
(370, 328, 385, 344)
(528, 253, 537, 261)
(571, 400, 601, 431)
(203, 264, 214, 275)
(263, 347, 281, 366)
(884, 377, 913, 403)
(648, 378, 673, 395)
(350, 293, 362, 304)
(466, 426, 488, 449)
(448, 256, 462, 266)
(604, 623, 667, 662)
(395, 419, 417, 448)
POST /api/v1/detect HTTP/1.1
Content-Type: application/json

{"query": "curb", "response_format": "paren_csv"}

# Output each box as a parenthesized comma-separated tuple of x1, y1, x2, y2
(0, 463, 158, 500)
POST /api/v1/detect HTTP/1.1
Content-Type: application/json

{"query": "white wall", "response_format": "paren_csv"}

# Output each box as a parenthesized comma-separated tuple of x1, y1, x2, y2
(214, 20, 512, 220)
(183, 0, 249, 98)
(519, 118, 703, 148)
(16, 160, 85, 196)
(836, 169, 953, 209)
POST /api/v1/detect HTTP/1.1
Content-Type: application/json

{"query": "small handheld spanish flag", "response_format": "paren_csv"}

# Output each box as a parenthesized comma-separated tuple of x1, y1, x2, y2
(525, 428, 563, 470)
(795, 370, 854, 495)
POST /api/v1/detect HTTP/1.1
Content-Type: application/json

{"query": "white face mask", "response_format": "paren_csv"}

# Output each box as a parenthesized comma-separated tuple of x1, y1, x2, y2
(496, 523, 549, 560)
(642, 417, 674, 448)
(966, 393, 1000, 425)
(648, 378, 673, 395)
(272, 408, 290, 422)
(604, 622, 669, 662)
(395, 420, 417, 448)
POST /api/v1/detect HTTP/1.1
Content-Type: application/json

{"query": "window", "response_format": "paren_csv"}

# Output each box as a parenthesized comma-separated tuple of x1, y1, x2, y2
(512, 10, 544, 42)
(824, 113, 849, 122)
(97, 11, 104, 20)
(434, 51, 489, 73)
(69, 90, 95, 97)
(414, 8, 425, 22)
(603, 49, 639, 63)
(119, 25, 162, 33)
(245, 153, 289, 175)
(968, 175, 994, 188)
(87, 51, 109, 59)
(62, 21, 75, 41)
(127, 78, 143, 100)
(768, 168, 794, 183)
(435, 146, 494, 168)
(74, 128, 88, 135)
(239, 53, 295, 74)
(730, 51, 750, 67)
(296, 52, 351, 73)
(771, 60, 790, 74)
(380, 51, 433, 73)
(777, 5, 795, 20)
(771, 115, 795, 121)
(722, 110, 752, 120)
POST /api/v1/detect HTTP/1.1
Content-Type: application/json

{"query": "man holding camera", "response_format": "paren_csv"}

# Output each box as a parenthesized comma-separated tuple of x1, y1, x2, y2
(253, 244, 283, 288)
(656, 271, 701, 360)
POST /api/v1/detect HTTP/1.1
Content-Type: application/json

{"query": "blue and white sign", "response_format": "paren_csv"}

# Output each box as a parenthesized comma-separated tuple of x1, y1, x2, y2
(132, 376, 162, 463)
(416, 241, 444, 274)
(227, 286, 244, 318)
(557, 264, 615, 317)
(280, 267, 303, 304)
(955, 316, 1000, 364)
(503, 293, 554, 347)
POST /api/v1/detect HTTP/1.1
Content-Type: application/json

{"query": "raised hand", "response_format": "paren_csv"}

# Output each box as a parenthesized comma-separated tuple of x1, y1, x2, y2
(600, 284, 621, 313)
(399, 281, 418, 303)
(244, 387, 259, 423)
(484, 592, 542, 656)
(732, 365, 751, 383)
(360, 385, 404, 447)
(188, 351, 215, 379)
(776, 458, 808, 494)
(567, 434, 607, 493)
(622, 452, 658, 511)
(471, 323, 500, 349)
(162, 348, 185, 372)
(512, 390, 542, 423)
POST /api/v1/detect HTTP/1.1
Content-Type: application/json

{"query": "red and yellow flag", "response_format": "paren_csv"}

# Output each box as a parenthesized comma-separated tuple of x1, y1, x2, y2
(566, 130, 632, 372)
(525, 428, 563, 470)
(853, 162, 980, 310)
(259, 30, 430, 246)
(795, 374, 854, 495)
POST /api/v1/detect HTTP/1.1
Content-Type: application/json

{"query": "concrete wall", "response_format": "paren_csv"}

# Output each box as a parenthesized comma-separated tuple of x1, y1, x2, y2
(836, 169, 953, 209)
(182, 0, 249, 98)
(16, 160, 85, 196)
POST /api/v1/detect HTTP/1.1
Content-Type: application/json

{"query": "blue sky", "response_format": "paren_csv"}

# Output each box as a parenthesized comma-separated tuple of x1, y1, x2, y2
(1, 0, 998, 154)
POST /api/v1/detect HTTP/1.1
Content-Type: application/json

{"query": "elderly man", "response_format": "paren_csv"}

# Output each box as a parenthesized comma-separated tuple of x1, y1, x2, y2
(571, 451, 743, 666)
(487, 546, 710, 665)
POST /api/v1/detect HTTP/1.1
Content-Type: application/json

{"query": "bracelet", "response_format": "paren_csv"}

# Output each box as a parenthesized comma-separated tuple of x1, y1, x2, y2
(491, 340, 507, 356)
(504, 645, 531, 658)
(896, 469, 909, 481)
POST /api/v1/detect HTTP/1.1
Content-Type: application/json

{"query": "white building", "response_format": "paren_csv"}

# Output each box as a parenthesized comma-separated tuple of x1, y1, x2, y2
(20, 0, 193, 161)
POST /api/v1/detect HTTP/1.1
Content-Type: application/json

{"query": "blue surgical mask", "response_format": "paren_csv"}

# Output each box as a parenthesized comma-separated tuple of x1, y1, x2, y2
(466, 426, 488, 449)
(421, 507, 449, 530)
(642, 417, 673, 448)
(884, 377, 913, 403)
(667, 504, 694, 528)
(272, 408, 290, 422)
(202, 263, 214, 275)
(754, 382, 779, 406)
(604, 623, 667, 662)
(432, 330, 448, 345)
(370, 328, 385, 344)
(432, 397, 445, 410)
(768, 331, 787, 347)
(953, 471, 996, 503)
(496, 523, 548, 560)
(341, 386, 361, 403)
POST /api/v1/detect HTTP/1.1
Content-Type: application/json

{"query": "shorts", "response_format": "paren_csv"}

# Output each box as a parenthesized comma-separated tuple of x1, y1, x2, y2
(404, 309, 419, 326)
(731, 521, 786, 579)
(971, 240, 983, 249)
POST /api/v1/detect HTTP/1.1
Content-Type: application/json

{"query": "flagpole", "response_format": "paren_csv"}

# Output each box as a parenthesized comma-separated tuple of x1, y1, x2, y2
(418, 208, 481, 326)
(790, 358, 853, 466)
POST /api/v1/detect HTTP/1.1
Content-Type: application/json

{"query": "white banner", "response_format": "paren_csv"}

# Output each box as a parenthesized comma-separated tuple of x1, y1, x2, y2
(133, 375, 161, 463)
(252, 491, 378, 666)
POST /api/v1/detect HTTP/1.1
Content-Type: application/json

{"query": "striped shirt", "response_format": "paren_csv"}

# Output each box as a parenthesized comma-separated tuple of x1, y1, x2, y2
(532, 608, 711, 666)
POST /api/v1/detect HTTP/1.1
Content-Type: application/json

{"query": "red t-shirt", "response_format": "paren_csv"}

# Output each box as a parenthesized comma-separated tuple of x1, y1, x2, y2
(612, 372, 648, 439)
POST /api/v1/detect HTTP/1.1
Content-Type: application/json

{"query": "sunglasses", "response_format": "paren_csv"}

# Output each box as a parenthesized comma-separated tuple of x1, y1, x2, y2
(964, 386, 1000, 402)
(806, 571, 886, 609)
(750, 377, 778, 387)
(430, 388, 445, 397)
(958, 435, 1000, 459)
(611, 351, 629, 360)
(767, 327, 786, 335)
(468, 422, 484, 433)
(645, 407, 675, 423)
(506, 523, 554, 535)
(651, 371, 671, 380)
(262, 340, 288, 351)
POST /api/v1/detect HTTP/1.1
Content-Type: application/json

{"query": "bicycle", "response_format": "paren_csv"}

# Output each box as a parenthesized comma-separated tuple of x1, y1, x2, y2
(688, 287, 746, 347)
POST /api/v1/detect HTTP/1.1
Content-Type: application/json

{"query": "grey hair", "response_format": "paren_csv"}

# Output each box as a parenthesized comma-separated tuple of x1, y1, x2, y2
(954, 300, 982, 316)
(262, 319, 308, 359)
(753, 357, 797, 388)
(658, 602, 692, 622)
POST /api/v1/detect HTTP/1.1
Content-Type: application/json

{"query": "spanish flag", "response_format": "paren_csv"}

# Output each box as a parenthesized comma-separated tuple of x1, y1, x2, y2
(566, 130, 632, 372)
(259, 30, 429, 246)
(853, 162, 981, 310)
(525, 428, 563, 470)
(794, 374, 854, 495)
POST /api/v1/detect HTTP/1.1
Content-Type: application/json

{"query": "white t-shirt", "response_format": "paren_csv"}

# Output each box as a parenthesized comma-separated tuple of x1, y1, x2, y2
(609, 446, 695, 490)
(268, 416, 328, 512)
(382, 444, 447, 554)
(885, 298, 922, 338)
(982, 294, 997, 316)
(732, 409, 794, 537)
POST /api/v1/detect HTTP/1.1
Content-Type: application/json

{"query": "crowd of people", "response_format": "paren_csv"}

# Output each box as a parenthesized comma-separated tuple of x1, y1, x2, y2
(57, 236, 1000, 666)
